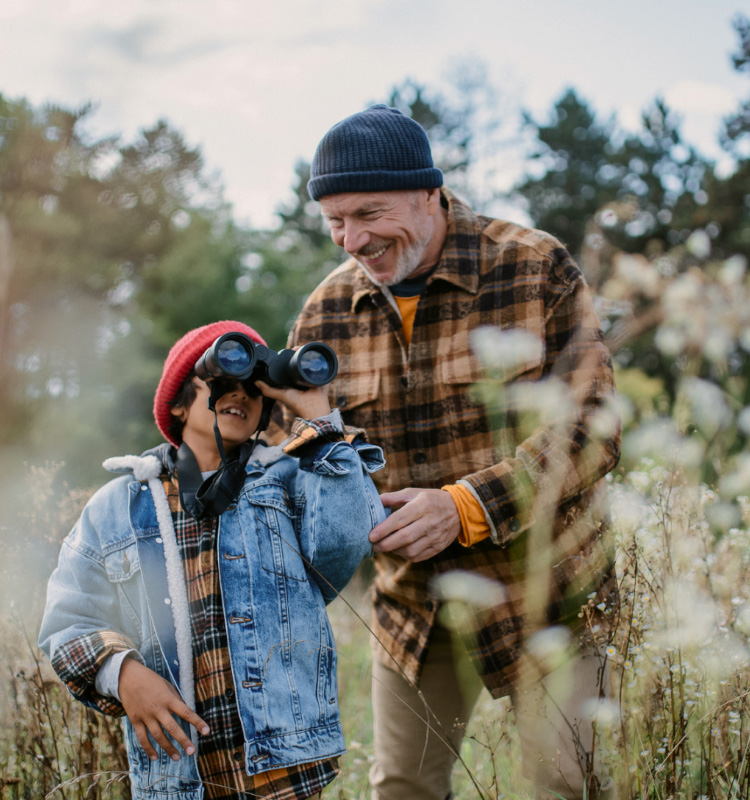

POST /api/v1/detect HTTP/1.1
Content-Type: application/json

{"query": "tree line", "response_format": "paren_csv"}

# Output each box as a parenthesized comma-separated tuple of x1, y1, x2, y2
(0, 15, 748, 491)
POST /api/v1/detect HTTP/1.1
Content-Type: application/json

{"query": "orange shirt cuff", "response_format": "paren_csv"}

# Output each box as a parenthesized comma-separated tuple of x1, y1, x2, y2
(441, 484, 491, 547)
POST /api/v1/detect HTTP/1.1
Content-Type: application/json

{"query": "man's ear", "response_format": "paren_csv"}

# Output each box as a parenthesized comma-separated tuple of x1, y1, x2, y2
(425, 187, 441, 214)
(170, 405, 187, 423)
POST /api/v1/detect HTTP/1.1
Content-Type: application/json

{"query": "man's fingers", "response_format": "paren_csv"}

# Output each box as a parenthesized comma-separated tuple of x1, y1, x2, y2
(372, 519, 424, 553)
(370, 495, 423, 543)
(379, 488, 419, 507)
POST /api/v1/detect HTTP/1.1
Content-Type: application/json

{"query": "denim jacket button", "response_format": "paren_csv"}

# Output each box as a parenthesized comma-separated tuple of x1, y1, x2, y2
(225, 688, 235, 700)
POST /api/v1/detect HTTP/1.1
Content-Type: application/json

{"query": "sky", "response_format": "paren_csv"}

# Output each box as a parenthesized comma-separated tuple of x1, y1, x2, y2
(0, 0, 747, 229)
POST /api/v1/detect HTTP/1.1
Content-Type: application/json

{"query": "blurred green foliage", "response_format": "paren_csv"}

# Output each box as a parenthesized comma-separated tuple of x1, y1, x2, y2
(0, 16, 748, 498)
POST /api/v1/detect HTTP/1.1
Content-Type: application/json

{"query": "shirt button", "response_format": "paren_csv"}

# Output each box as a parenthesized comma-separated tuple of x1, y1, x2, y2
(509, 518, 521, 533)
(400, 376, 408, 389)
(425, 600, 434, 612)
(140, 485, 148, 492)
(164, 598, 171, 605)
(233, 750, 244, 762)
(413, 452, 426, 464)
(225, 688, 235, 700)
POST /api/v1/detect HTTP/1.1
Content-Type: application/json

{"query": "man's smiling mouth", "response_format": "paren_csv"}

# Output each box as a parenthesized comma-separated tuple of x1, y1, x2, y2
(358, 244, 388, 261)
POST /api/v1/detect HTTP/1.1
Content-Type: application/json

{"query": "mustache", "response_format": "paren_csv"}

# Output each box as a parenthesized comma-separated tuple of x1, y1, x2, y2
(354, 241, 388, 258)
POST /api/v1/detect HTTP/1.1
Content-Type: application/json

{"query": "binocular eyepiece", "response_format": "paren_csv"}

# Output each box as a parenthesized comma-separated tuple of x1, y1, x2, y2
(195, 332, 338, 392)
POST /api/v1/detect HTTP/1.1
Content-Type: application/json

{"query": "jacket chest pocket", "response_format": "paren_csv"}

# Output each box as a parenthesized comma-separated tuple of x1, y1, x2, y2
(103, 541, 142, 637)
(437, 326, 545, 471)
(246, 492, 307, 583)
(330, 368, 381, 433)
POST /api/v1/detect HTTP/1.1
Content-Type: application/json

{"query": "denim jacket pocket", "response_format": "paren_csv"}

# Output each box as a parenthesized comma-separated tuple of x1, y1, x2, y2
(102, 541, 143, 639)
(246, 489, 307, 582)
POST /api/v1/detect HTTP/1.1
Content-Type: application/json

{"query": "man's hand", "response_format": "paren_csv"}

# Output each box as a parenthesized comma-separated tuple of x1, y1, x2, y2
(119, 658, 210, 762)
(369, 488, 460, 562)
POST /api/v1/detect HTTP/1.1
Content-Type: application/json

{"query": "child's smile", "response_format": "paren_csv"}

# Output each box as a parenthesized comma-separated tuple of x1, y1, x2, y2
(173, 378, 263, 470)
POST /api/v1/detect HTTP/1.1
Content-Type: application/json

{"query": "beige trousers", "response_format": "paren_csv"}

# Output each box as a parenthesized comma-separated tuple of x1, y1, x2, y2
(369, 626, 612, 800)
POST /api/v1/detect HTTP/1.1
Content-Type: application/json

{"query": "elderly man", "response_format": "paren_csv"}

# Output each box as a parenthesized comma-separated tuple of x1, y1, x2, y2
(287, 105, 620, 800)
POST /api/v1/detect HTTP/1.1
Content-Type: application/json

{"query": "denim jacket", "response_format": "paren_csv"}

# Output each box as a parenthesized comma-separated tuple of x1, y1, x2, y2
(39, 435, 385, 799)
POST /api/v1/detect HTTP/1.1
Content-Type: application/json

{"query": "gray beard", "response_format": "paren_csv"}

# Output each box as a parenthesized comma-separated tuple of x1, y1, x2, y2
(355, 238, 430, 287)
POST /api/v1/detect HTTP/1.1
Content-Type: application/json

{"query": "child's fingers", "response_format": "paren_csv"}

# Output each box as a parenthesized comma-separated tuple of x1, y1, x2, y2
(154, 710, 196, 760)
(132, 721, 159, 762)
(174, 702, 211, 737)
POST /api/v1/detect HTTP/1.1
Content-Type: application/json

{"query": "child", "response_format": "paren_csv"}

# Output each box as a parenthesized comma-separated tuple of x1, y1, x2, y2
(39, 320, 385, 800)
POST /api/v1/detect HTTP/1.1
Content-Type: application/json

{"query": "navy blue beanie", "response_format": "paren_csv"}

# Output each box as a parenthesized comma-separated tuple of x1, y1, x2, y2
(308, 105, 444, 201)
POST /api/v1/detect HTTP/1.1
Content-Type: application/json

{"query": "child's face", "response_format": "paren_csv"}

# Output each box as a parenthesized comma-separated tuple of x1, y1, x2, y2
(171, 377, 263, 457)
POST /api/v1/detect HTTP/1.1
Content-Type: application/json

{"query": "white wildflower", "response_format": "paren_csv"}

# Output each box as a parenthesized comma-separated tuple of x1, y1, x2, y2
(737, 407, 750, 435)
(526, 626, 571, 668)
(581, 697, 621, 727)
(655, 326, 686, 356)
(719, 455, 750, 498)
(703, 327, 733, 363)
(678, 377, 732, 437)
(614, 253, 661, 297)
(686, 229, 711, 259)
(432, 570, 506, 609)
(469, 326, 544, 377)
(718, 255, 747, 286)
(705, 501, 742, 533)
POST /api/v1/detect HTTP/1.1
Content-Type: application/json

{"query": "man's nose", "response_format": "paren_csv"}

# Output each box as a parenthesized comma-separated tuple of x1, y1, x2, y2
(341, 221, 369, 255)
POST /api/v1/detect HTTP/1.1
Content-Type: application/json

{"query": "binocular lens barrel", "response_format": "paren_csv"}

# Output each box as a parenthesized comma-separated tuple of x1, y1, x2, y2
(216, 338, 254, 377)
(293, 345, 337, 386)
(195, 332, 338, 391)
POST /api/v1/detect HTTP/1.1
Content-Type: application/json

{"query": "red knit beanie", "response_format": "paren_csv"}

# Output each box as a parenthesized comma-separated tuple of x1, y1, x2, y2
(153, 320, 266, 445)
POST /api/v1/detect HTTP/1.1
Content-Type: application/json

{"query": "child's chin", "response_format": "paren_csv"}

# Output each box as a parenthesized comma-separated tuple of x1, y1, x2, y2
(219, 434, 253, 451)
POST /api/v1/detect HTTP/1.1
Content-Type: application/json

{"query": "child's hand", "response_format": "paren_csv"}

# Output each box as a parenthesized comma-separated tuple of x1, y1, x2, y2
(119, 657, 210, 762)
(256, 381, 331, 421)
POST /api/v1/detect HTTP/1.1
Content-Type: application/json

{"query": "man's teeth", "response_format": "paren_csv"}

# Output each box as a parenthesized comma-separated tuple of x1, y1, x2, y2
(363, 245, 387, 260)
(223, 408, 245, 418)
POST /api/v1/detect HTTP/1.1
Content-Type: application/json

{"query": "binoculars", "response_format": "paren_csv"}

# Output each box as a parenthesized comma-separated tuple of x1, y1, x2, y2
(195, 332, 338, 391)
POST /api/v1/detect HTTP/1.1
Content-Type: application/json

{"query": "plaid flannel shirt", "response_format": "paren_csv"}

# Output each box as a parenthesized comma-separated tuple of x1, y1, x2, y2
(284, 188, 621, 698)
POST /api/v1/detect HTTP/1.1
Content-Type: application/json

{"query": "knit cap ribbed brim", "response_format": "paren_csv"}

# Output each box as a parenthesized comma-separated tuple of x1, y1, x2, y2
(308, 105, 443, 200)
